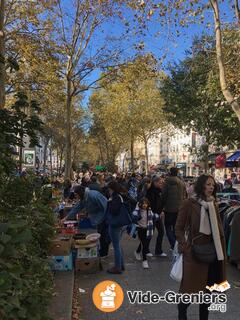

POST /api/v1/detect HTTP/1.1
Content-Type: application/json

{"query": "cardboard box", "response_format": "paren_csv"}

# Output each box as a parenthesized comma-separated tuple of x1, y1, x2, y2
(77, 246, 98, 259)
(50, 235, 72, 256)
(50, 253, 73, 271)
(75, 257, 100, 274)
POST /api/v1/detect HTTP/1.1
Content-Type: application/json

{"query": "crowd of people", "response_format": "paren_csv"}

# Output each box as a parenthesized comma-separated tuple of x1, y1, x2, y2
(17, 166, 237, 319)
(61, 168, 187, 270)
(56, 168, 237, 320)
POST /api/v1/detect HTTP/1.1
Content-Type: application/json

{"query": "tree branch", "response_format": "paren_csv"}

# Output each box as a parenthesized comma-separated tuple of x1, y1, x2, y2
(210, 0, 240, 121)
(57, 0, 68, 48)
(234, 0, 240, 24)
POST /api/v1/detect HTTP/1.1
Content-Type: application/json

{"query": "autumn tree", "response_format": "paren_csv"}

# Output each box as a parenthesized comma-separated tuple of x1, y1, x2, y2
(89, 90, 126, 171)
(1, 1, 56, 108)
(105, 54, 162, 170)
(51, 0, 132, 179)
(210, 0, 240, 121)
(134, 78, 166, 172)
(89, 54, 166, 172)
(125, 0, 240, 121)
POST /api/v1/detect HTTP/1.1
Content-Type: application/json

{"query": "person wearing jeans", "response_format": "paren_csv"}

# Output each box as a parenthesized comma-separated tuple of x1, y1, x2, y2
(108, 225, 124, 272)
(106, 181, 127, 274)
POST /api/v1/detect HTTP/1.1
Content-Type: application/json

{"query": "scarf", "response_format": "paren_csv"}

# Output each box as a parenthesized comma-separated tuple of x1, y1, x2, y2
(132, 205, 155, 239)
(198, 197, 224, 261)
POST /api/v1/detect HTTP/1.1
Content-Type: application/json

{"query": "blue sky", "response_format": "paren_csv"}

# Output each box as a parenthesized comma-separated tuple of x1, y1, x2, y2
(69, 0, 236, 108)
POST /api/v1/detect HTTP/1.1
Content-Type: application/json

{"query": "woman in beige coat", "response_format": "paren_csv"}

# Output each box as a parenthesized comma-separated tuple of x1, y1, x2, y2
(175, 174, 227, 320)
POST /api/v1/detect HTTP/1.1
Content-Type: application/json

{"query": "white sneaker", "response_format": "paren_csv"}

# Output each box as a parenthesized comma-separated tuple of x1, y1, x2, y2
(146, 252, 153, 257)
(155, 252, 167, 257)
(160, 252, 167, 257)
(134, 251, 141, 261)
(142, 260, 149, 269)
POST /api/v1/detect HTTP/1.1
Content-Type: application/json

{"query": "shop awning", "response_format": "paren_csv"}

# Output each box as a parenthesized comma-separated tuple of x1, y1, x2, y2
(226, 150, 240, 162)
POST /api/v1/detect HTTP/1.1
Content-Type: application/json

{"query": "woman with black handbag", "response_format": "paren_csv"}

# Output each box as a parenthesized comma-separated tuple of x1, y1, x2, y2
(175, 174, 227, 320)
(106, 181, 130, 274)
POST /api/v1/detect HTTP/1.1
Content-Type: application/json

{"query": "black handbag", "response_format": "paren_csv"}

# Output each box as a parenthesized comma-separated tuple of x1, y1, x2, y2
(191, 206, 217, 264)
(191, 238, 217, 264)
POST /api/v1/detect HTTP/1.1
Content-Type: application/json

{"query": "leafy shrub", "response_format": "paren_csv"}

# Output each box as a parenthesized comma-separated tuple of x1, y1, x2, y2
(0, 176, 56, 320)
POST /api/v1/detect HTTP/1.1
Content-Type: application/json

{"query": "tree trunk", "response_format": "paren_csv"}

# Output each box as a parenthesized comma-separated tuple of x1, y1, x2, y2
(43, 136, 50, 172)
(210, 0, 240, 121)
(19, 145, 23, 171)
(49, 143, 53, 175)
(0, 0, 5, 109)
(19, 123, 24, 171)
(98, 138, 104, 165)
(72, 144, 77, 171)
(234, 0, 240, 23)
(143, 134, 149, 174)
(59, 147, 63, 174)
(203, 144, 209, 173)
(130, 134, 134, 171)
(64, 77, 72, 180)
(56, 148, 59, 174)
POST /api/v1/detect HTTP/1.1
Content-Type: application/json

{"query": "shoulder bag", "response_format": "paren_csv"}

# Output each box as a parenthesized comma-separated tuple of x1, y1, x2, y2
(108, 195, 132, 228)
(191, 210, 217, 263)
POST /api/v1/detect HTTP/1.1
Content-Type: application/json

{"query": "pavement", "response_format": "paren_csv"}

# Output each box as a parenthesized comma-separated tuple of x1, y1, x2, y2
(49, 270, 74, 320)
(74, 232, 240, 320)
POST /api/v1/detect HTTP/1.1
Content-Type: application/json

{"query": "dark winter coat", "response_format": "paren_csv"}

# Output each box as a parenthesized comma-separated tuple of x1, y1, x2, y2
(175, 198, 227, 294)
(107, 192, 122, 216)
(146, 184, 163, 214)
(162, 176, 186, 213)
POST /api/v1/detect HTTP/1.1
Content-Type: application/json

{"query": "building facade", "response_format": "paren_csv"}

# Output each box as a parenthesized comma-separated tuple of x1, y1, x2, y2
(116, 128, 203, 176)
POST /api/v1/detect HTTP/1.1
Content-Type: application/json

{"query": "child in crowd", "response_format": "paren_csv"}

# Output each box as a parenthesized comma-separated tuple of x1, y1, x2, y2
(132, 198, 159, 269)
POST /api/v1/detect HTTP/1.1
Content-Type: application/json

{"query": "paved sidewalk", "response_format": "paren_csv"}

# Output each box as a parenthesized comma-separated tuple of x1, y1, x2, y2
(75, 232, 240, 320)
(49, 271, 74, 320)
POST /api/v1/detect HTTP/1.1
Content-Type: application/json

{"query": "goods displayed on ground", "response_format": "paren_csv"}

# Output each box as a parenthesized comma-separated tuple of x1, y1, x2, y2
(49, 218, 101, 273)
(74, 232, 101, 274)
